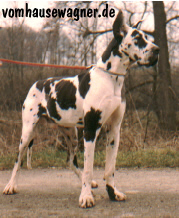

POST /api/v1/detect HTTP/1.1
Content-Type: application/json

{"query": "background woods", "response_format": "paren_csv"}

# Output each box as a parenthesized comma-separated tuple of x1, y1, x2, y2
(153, 1, 177, 130)
(0, 1, 178, 164)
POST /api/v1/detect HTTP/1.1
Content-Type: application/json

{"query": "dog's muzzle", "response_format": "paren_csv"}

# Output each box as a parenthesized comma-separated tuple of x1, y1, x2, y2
(138, 45, 159, 67)
(149, 46, 160, 66)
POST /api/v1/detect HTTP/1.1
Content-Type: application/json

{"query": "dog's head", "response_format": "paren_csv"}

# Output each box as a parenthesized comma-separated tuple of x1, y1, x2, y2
(113, 10, 159, 67)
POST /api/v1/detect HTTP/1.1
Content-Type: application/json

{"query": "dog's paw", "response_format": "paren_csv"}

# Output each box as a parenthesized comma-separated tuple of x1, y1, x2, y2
(3, 182, 17, 195)
(79, 192, 95, 208)
(106, 184, 126, 201)
(91, 180, 98, 189)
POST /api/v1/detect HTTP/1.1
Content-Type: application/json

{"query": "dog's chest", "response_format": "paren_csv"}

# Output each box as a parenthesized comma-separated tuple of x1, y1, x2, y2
(80, 70, 125, 118)
(110, 75, 124, 96)
(113, 76, 125, 102)
(91, 72, 125, 102)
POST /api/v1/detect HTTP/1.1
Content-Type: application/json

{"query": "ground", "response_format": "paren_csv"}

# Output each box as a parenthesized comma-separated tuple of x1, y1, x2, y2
(0, 168, 178, 217)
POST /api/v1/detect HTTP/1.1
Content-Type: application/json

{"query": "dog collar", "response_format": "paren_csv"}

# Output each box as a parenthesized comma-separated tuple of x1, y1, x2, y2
(87, 65, 125, 77)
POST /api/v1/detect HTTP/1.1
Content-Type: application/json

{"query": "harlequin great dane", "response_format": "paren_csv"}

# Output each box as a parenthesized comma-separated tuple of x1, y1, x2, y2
(3, 10, 159, 208)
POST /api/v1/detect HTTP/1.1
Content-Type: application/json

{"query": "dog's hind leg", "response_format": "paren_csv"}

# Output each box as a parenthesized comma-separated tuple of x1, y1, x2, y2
(3, 92, 44, 194)
(62, 127, 82, 180)
(61, 127, 98, 188)
(3, 125, 35, 195)
(27, 140, 33, 170)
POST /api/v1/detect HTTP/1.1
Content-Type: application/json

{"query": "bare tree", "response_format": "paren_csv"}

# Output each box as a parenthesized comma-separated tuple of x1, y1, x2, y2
(153, 1, 177, 130)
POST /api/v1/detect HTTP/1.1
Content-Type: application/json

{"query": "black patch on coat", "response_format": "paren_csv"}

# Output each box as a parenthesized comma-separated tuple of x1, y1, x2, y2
(113, 45, 123, 58)
(135, 37, 147, 49)
(36, 80, 45, 92)
(15, 153, 18, 163)
(44, 78, 60, 95)
(44, 79, 52, 95)
(73, 155, 78, 168)
(110, 140, 114, 146)
(102, 38, 119, 63)
(36, 77, 61, 94)
(47, 97, 61, 121)
(84, 107, 102, 142)
(133, 32, 147, 49)
(28, 139, 34, 148)
(16, 153, 23, 166)
(122, 50, 129, 56)
(106, 185, 116, 201)
(128, 44, 131, 48)
(107, 62, 111, 70)
(129, 57, 135, 62)
(131, 29, 139, 37)
(137, 56, 158, 68)
(78, 72, 91, 99)
(37, 104, 46, 117)
(134, 54, 139, 60)
(56, 80, 77, 110)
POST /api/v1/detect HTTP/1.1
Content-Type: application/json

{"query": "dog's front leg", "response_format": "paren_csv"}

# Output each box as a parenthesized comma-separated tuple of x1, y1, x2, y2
(104, 104, 126, 202)
(79, 107, 101, 208)
(27, 146, 33, 170)
(104, 128, 126, 201)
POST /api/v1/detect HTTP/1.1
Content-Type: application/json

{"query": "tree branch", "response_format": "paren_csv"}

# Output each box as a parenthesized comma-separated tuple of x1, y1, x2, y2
(142, 30, 155, 37)
(126, 80, 154, 94)
(166, 15, 179, 24)
(141, 1, 148, 21)
(83, 28, 112, 38)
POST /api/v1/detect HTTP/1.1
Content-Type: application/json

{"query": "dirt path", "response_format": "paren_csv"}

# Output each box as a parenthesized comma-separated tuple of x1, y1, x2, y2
(0, 168, 178, 217)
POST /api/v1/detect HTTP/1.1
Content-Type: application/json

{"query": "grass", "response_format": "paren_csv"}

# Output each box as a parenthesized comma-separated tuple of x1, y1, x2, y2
(0, 147, 178, 170)
(0, 110, 178, 170)
(116, 148, 179, 168)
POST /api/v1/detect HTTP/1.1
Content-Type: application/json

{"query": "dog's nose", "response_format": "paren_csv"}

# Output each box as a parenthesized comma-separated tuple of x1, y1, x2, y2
(153, 46, 160, 56)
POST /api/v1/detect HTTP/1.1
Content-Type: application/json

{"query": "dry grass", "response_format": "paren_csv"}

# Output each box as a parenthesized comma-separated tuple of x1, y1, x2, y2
(0, 110, 178, 170)
(120, 110, 179, 150)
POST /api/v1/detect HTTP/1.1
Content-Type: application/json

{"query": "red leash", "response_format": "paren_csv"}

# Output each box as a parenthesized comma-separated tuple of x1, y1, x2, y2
(0, 58, 87, 70)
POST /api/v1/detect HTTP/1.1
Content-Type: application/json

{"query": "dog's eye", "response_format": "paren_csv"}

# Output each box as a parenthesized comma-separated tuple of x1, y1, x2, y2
(134, 35, 142, 45)
(135, 35, 142, 40)
(134, 35, 147, 48)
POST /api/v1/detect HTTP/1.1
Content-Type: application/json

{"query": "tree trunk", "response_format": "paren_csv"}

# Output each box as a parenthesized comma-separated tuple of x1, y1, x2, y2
(153, 1, 176, 130)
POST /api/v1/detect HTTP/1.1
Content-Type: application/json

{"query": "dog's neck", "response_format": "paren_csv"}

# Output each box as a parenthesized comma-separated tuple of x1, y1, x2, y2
(96, 38, 134, 76)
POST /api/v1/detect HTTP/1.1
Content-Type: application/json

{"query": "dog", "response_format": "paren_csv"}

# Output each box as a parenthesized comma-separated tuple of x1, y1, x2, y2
(3, 10, 159, 208)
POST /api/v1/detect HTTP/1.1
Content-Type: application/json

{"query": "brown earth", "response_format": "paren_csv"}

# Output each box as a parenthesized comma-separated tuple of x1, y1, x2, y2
(0, 168, 178, 217)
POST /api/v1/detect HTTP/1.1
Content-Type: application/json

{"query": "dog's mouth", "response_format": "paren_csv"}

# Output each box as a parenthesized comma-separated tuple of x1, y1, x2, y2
(137, 55, 159, 68)
(136, 46, 159, 68)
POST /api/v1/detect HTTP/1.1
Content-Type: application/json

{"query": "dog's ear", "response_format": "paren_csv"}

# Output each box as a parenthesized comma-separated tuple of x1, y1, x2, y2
(132, 20, 143, 29)
(113, 10, 128, 43)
